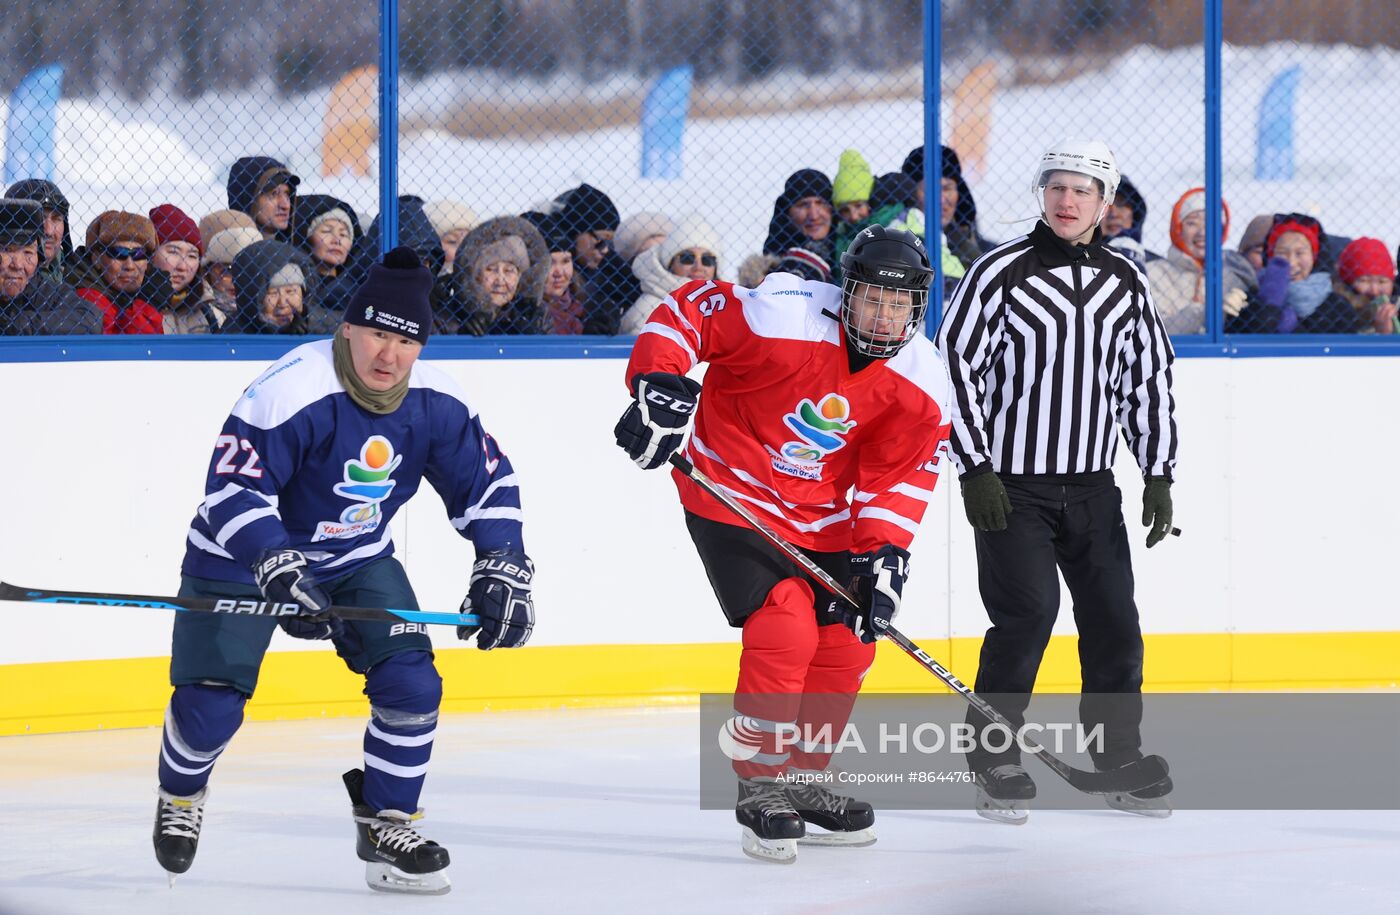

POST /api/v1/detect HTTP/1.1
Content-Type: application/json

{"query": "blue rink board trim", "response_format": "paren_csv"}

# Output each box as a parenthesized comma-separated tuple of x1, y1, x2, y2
(1, 334, 1398, 363)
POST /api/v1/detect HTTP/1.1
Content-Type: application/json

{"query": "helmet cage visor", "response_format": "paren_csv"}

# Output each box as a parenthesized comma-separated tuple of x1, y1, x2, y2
(840, 275, 928, 358)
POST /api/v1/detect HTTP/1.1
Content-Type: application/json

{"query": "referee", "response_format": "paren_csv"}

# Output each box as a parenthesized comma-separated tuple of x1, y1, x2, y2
(935, 139, 1177, 823)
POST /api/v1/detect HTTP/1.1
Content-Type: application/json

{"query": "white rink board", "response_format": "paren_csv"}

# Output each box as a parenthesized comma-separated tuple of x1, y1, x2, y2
(1, 354, 1397, 666)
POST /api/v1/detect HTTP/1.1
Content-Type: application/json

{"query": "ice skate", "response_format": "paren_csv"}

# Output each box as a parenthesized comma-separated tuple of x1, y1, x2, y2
(1106, 773, 1173, 819)
(343, 769, 451, 895)
(974, 764, 1036, 825)
(153, 785, 207, 886)
(785, 774, 876, 847)
(736, 777, 805, 864)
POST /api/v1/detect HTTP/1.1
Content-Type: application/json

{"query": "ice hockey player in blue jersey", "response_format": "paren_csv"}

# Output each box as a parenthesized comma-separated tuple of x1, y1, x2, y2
(151, 247, 534, 895)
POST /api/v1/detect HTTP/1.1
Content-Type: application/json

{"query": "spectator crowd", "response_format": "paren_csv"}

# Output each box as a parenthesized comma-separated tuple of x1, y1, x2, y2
(1, 147, 1394, 337)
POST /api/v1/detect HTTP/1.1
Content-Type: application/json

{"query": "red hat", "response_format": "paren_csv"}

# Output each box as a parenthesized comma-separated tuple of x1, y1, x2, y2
(1336, 237, 1395, 287)
(1265, 216, 1320, 260)
(149, 204, 203, 255)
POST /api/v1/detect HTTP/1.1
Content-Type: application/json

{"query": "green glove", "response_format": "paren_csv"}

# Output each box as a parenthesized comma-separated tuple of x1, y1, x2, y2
(1142, 476, 1174, 548)
(961, 471, 1012, 532)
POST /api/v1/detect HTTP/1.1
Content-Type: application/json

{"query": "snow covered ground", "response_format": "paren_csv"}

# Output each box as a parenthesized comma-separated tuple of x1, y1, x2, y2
(2, 706, 1398, 915)
(3, 43, 1396, 269)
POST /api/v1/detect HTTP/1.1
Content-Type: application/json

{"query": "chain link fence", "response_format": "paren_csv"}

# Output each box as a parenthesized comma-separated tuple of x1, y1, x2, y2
(0, 1, 1396, 338)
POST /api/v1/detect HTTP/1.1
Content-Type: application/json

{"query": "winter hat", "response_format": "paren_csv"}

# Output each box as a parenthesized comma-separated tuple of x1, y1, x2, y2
(476, 235, 530, 273)
(4, 178, 68, 214)
(199, 209, 256, 244)
(614, 211, 675, 262)
(777, 246, 831, 283)
(552, 183, 621, 239)
(1336, 238, 1395, 287)
(1266, 216, 1321, 259)
(777, 169, 833, 210)
(832, 149, 875, 207)
(345, 246, 435, 342)
(0, 198, 43, 247)
(658, 215, 721, 269)
(422, 200, 479, 238)
(307, 208, 353, 239)
(1168, 187, 1230, 264)
(149, 204, 203, 254)
(901, 144, 965, 183)
(204, 226, 265, 266)
(226, 156, 300, 216)
(268, 262, 305, 289)
(86, 210, 157, 253)
(1238, 214, 1273, 254)
(870, 172, 918, 210)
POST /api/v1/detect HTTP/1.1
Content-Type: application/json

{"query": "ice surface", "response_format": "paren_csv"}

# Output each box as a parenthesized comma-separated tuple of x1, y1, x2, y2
(3, 706, 1398, 914)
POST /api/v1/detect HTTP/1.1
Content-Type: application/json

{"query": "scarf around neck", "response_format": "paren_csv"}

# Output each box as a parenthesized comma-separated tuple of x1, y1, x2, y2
(332, 331, 410, 414)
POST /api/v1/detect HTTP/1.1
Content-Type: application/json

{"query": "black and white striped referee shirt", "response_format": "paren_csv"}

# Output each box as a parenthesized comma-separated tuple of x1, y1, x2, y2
(935, 220, 1177, 481)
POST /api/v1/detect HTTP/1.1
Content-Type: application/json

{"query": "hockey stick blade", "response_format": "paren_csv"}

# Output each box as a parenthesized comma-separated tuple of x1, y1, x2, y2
(667, 454, 1169, 796)
(0, 581, 478, 628)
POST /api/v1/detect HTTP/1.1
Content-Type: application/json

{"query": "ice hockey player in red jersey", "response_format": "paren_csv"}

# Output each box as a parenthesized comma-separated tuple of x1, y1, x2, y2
(614, 225, 954, 863)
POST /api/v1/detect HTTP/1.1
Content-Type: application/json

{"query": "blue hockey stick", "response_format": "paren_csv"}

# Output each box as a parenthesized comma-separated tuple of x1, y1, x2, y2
(0, 581, 478, 628)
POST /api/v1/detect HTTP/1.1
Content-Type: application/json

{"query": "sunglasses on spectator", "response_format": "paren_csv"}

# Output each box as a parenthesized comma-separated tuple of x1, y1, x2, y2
(1271, 212, 1321, 231)
(104, 245, 149, 261)
(584, 233, 611, 252)
(674, 251, 717, 268)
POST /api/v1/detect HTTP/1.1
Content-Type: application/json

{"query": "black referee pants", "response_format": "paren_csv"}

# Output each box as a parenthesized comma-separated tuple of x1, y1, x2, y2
(964, 472, 1144, 773)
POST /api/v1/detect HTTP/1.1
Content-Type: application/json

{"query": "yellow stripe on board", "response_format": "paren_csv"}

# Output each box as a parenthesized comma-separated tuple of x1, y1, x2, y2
(3, 631, 1399, 737)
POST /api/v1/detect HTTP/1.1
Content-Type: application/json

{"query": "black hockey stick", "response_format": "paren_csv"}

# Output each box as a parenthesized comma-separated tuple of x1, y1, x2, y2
(669, 454, 1168, 796)
(0, 581, 479, 628)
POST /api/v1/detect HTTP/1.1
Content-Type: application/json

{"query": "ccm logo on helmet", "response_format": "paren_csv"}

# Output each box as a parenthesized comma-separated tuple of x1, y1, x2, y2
(877, 268, 905, 278)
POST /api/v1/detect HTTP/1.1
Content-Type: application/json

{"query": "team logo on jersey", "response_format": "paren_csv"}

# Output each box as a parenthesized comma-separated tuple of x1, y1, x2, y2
(767, 394, 857, 480)
(315, 436, 402, 540)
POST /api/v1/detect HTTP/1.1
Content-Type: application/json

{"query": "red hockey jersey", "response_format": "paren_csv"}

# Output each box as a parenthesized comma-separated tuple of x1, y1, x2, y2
(624, 272, 954, 554)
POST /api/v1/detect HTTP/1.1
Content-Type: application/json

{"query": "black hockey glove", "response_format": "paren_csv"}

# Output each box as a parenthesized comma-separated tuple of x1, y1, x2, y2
(458, 549, 535, 650)
(613, 372, 702, 470)
(252, 548, 338, 640)
(844, 545, 910, 644)
(961, 470, 1012, 532)
(1142, 476, 1174, 548)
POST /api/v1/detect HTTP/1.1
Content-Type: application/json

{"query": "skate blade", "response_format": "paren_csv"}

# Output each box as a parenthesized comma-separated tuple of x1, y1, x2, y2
(797, 826, 877, 847)
(740, 827, 798, 864)
(1107, 794, 1173, 819)
(166, 872, 178, 889)
(364, 861, 452, 895)
(975, 795, 1029, 826)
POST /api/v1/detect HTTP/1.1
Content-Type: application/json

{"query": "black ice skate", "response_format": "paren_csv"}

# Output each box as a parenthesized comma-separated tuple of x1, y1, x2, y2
(153, 785, 207, 886)
(785, 774, 877, 847)
(1106, 772, 1173, 819)
(343, 768, 451, 895)
(736, 777, 805, 864)
(974, 763, 1036, 825)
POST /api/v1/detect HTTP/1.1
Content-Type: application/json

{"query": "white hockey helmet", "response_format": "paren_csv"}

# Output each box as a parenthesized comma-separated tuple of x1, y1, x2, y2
(1032, 138, 1120, 223)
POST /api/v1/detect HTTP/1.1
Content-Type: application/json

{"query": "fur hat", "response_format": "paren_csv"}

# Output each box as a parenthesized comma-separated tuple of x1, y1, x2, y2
(199, 209, 256, 243)
(422, 200, 479, 238)
(345, 246, 435, 342)
(614, 211, 675, 262)
(476, 235, 530, 273)
(149, 204, 203, 254)
(86, 210, 157, 253)
(0, 198, 43, 248)
(204, 227, 264, 266)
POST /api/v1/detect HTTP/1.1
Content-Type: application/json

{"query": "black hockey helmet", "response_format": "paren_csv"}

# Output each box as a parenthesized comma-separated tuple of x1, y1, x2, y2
(838, 224, 934, 358)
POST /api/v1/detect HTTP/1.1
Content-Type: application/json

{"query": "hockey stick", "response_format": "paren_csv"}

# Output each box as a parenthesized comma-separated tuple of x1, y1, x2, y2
(669, 454, 1168, 796)
(0, 581, 479, 628)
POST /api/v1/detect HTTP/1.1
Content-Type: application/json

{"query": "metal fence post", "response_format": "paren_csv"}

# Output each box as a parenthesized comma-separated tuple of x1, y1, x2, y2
(1204, 0, 1223, 343)
(924, 0, 943, 334)
(378, 0, 400, 256)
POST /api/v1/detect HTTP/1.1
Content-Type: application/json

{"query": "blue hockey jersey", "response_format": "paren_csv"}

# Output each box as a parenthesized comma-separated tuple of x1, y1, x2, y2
(182, 339, 523, 584)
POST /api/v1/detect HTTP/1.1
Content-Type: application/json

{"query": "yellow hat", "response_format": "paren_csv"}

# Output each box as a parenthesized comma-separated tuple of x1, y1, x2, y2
(832, 149, 874, 207)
